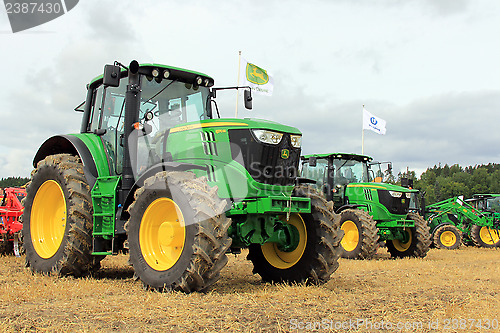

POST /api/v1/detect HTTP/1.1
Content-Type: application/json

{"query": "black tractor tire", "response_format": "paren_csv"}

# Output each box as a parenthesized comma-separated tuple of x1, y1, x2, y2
(126, 171, 231, 292)
(339, 209, 379, 259)
(22, 154, 102, 276)
(433, 224, 462, 250)
(247, 185, 343, 285)
(386, 212, 431, 258)
(470, 224, 500, 248)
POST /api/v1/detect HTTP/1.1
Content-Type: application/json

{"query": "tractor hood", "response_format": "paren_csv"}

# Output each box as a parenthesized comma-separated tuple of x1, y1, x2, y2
(169, 118, 302, 135)
(346, 182, 418, 193)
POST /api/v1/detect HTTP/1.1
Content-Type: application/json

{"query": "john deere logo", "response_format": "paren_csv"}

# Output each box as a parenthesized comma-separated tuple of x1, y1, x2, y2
(246, 63, 269, 85)
(281, 149, 290, 159)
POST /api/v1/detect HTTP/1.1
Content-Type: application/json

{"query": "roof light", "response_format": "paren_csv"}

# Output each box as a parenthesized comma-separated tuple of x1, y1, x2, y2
(152, 68, 160, 77)
(204, 78, 210, 87)
(163, 69, 170, 79)
(195, 76, 203, 85)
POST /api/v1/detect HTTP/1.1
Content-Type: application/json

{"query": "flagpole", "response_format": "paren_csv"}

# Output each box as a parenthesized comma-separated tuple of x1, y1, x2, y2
(235, 51, 242, 118)
(362, 104, 365, 155)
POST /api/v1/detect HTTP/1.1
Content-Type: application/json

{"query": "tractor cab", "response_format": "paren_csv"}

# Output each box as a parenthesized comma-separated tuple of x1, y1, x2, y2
(467, 194, 500, 221)
(81, 63, 216, 178)
(301, 153, 372, 206)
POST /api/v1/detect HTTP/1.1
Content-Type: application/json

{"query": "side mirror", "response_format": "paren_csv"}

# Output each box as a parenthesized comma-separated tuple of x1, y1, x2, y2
(103, 64, 120, 87)
(308, 156, 317, 167)
(244, 89, 253, 110)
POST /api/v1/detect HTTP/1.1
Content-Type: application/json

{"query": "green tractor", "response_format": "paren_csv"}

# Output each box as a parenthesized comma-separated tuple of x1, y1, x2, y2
(21, 61, 343, 292)
(426, 194, 500, 249)
(301, 153, 430, 259)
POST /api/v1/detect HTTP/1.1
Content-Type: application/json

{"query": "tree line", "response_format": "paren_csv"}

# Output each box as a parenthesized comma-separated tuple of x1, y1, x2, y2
(393, 163, 500, 205)
(0, 177, 30, 188)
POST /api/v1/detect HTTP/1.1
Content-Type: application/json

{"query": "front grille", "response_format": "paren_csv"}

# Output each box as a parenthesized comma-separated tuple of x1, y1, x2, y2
(377, 190, 410, 215)
(228, 129, 300, 186)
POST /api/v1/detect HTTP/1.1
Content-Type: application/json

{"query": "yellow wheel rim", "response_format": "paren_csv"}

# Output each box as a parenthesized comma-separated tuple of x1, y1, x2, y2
(479, 226, 500, 245)
(30, 180, 67, 259)
(440, 230, 457, 247)
(139, 198, 186, 271)
(261, 214, 307, 269)
(393, 229, 412, 252)
(340, 220, 359, 252)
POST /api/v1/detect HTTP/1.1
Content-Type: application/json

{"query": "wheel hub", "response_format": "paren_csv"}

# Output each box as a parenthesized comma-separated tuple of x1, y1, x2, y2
(479, 226, 500, 245)
(139, 198, 186, 271)
(158, 221, 184, 247)
(440, 230, 456, 247)
(30, 180, 67, 259)
(340, 220, 359, 252)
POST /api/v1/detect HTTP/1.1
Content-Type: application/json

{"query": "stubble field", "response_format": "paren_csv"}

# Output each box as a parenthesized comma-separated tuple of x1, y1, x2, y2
(0, 247, 499, 332)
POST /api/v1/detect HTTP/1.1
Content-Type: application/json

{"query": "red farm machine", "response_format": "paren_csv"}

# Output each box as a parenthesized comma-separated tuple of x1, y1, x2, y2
(0, 187, 26, 256)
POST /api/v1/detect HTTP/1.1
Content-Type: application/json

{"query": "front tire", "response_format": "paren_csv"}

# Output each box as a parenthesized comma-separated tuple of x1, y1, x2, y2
(126, 171, 231, 292)
(339, 209, 379, 259)
(470, 225, 500, 248)
(386, 212, 431, 258)
(22, 154, 101, 276)
(433, 224, 461, 250)
(247, 185, 343, 284)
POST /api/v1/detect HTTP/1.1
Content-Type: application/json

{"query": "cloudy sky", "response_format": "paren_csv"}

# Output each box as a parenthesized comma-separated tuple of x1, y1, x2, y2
(1, 0, 499, 179)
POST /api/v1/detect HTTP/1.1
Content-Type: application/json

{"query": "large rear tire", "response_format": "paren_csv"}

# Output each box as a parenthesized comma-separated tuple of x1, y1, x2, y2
(470, 225, 500, 248)
(22, 154, 101, 276)
(247, 185, 342, 284)
(339, 209, 379, 259)
(433, 224, 461, 250)
(386, 212, 431, 258)
(126, 171, 231, 292)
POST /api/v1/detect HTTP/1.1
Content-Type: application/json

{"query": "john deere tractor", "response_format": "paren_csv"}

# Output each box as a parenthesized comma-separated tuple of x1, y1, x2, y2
(22, 60, 342, 292)
(301, 153, 430, 259)
(425, 194, 500, 249)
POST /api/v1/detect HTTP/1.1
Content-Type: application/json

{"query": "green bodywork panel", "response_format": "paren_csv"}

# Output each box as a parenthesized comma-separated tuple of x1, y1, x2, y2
(167, 118, 300, 198)
(70, 133, 112, 177)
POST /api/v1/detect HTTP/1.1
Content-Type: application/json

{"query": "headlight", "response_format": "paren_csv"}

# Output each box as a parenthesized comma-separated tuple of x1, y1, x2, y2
(406, 193, 412, 199)
(252, 129, 283, 145)
(389, 191, 402, 198)
(290, 135, 302, 148)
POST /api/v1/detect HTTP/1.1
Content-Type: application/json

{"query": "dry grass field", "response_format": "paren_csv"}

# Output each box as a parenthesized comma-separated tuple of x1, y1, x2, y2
(0, 247, 499, 332)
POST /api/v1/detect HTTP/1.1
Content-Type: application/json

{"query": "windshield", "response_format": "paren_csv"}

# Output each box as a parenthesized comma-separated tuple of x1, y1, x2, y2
(333, 159, 369, 185)
(368, 161, 392, 182)
(140, 78, 210, 125)
(485, 197, 500, 213)
(301, 159, 329, 189)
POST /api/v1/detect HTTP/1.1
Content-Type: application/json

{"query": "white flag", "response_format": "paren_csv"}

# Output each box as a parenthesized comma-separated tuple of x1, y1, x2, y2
(363, 107, 386, 135)
(240, 58, 274, 96)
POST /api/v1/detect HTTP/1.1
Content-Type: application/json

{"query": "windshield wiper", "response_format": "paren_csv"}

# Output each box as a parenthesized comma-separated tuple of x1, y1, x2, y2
(142, 79, 177, 106)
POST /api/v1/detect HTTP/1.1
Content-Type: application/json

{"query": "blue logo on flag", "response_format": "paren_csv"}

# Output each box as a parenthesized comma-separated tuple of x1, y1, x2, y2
(370, 117, 378, 125)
